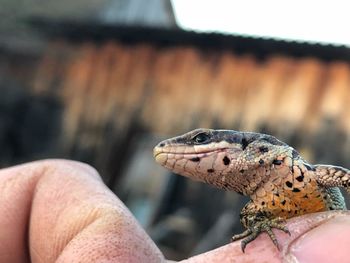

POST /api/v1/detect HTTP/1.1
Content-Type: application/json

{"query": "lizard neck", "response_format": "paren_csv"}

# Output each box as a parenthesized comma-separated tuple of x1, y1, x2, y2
(232, 166, 270, 196)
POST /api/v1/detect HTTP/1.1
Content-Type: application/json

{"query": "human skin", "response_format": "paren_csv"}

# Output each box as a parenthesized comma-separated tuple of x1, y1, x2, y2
(0, 160, 349, 263)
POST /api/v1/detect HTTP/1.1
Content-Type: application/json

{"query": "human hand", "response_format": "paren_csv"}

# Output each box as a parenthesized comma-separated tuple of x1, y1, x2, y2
(0, 160, 163, 263)
(0, 160, 349, 263)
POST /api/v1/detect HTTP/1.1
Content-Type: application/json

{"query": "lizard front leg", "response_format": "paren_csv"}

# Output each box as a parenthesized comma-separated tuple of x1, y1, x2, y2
(232, 201, 290, 252)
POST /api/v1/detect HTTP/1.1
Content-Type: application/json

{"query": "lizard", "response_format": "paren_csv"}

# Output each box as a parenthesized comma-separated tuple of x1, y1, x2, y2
(153, 128, 349, 252)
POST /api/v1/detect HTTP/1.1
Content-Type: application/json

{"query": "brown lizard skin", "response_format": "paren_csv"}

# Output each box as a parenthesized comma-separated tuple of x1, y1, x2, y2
(153, 128, 348, 252)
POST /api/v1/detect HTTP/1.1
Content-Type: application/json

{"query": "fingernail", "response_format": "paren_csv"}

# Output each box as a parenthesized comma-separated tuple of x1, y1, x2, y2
(288, 215, 350, 263)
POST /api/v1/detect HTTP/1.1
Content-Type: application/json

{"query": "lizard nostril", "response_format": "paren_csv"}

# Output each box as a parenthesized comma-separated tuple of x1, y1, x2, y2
(159, 143, 165, 147)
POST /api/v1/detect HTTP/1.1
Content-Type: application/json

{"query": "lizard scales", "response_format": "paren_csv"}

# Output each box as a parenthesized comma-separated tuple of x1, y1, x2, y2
(153, 128, 349, 251)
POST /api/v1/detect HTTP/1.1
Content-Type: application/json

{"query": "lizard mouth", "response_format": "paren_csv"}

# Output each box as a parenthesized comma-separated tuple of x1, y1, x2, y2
(153, 146, 229, 165)
(153, 146, 228, 157)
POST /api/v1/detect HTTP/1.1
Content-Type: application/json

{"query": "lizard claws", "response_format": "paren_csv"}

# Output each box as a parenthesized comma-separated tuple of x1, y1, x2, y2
(232, 217, 289, 252)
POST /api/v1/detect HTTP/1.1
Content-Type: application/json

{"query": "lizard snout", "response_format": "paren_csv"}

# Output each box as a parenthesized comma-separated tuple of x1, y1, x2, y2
(153, 143, 167, 165)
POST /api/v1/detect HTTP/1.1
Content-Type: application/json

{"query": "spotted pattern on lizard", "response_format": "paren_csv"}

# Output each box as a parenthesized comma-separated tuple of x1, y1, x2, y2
(153, 128, 348, 252)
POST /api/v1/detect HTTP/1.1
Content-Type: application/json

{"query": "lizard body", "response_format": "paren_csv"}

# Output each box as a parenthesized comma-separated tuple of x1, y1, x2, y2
(153, 128, 348, 251)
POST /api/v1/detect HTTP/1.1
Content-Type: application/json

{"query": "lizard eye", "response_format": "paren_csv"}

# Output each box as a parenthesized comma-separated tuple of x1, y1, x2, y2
(192, 132, 210, 144)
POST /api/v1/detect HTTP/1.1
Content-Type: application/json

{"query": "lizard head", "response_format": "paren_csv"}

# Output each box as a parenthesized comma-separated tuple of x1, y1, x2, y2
(153, 128, 289, 195)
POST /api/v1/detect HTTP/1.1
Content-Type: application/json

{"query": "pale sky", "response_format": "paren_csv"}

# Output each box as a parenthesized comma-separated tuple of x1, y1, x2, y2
(171, 0, 350, 47)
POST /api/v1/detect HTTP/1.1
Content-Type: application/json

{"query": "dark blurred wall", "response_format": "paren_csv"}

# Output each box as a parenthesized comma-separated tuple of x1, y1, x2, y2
(0, 49, 62, 166)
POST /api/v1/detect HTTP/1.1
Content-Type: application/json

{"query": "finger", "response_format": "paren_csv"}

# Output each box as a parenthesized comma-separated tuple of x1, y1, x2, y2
(180, 211, 350, 263)
(0, 160, 165, 263)
(286, 211, 350, 263)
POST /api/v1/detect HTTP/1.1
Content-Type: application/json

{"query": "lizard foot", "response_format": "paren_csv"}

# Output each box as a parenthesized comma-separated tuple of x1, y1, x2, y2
(231, 217, 290, 253)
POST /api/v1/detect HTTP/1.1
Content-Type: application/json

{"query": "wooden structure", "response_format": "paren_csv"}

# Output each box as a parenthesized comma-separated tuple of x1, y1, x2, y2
(28, 23, 350, 172)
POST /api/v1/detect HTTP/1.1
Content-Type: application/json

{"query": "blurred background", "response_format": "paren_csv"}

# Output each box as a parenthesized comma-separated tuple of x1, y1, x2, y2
(1, 0, 350, 260)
